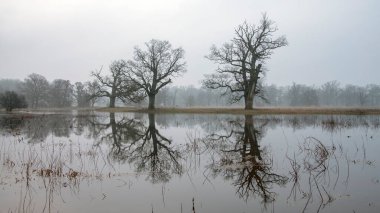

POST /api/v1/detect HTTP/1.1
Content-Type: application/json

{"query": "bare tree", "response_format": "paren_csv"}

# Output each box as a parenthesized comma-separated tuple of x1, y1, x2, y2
(127, 39, 186, 109)
(203, 14, 287, 109)
(74, 82, 92, 107)
(86, 80, 100, 107)
(22, 73, 49, 108)
(367, 84, 380, 106)
(320, 81, 340, 106)
(91, 60, 144, 107)
(48, 79, 74, 107)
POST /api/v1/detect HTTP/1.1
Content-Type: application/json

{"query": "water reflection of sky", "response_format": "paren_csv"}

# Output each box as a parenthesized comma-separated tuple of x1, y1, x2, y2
(0, 112, 379, 213)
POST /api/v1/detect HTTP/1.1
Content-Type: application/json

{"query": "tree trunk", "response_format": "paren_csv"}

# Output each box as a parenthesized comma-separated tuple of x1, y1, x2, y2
(245, 96, 254, 110)
(244, 115, 262, 160)
(148, 113, 155, 126)
(148, 113, 158, 163)
(109, 96, 116, 108)
(148, 95, 155, 110)
(109, 113, 118, 145)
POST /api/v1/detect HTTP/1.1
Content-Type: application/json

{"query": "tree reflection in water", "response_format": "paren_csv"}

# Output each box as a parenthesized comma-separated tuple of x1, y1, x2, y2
(0, 113, 74, 143)
(203, 115, 288, 203)
(93, 113, 183, 183)
(129, 113, 182, 183)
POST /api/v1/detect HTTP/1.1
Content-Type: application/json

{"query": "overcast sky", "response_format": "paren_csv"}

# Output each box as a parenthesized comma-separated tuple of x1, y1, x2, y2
(1, 0, 379, 87)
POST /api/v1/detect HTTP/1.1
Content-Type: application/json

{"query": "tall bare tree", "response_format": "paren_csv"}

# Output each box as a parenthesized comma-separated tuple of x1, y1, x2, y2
(22, 73, 49, 108)
(127, 39, 186, 109)
(91, 60, 144, 107)
(203, 14, 287, 109)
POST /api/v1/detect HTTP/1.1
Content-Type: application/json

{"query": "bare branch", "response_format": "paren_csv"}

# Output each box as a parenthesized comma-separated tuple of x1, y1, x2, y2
(90, 60, 145, 107)
(203, 14, 287, 109)
(127, 39, 186, 109)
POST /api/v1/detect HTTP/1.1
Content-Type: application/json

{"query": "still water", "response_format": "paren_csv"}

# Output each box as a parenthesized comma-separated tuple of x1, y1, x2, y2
(0, 111, 379, 213)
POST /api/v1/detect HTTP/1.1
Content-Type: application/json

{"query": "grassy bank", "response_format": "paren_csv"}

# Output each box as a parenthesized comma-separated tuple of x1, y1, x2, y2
(96, 107, 380, 115)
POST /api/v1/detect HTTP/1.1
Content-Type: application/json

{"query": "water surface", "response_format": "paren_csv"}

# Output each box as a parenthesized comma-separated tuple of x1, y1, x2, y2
(0, 112, 379, 212)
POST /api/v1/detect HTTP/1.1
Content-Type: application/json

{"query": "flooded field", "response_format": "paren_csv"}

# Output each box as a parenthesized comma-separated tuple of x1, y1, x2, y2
(0, 111, 379, 213)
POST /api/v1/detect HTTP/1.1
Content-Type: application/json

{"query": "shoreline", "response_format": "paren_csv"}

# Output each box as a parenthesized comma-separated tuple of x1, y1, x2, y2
(95, 107, 380, 115)
(2, 107, 380, 115)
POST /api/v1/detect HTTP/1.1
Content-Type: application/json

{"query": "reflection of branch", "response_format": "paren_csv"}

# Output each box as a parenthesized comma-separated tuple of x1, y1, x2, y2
(130, 122, 182, 183)
(204, 115, 288, 203)
(235, 160, 288, 202)
(92, 113, 183, 183)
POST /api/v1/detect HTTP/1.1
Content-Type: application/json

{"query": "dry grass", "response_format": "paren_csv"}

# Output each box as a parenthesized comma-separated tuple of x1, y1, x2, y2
(96, 106, 380, 115)
(19, 107, 95, 112)
(4, 106, 380, 115)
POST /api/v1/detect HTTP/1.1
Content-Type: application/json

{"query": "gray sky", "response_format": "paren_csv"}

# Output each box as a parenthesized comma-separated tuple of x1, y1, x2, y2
(1, 0, 379, 87)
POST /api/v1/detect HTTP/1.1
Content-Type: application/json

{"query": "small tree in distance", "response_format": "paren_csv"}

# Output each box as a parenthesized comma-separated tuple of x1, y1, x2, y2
(91, 60, 145, 108)
(22, 73, 49, 108)
(48, 79, 74, 107)
(74, 82, 92, 107)
(127, 39, 186, 110)
(203, 14, 288, 109)
(0, 91, 27, 111)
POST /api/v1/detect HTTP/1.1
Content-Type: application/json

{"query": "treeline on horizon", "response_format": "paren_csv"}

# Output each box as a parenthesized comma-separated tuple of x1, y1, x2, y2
(1, 77, 379, 108)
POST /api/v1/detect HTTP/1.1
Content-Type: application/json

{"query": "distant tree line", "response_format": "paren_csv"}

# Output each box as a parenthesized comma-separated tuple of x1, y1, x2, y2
(152, 81, 380, 107)
(263, 81, 380, 107)
(0, 74, 98, 109)
(1, 77, 379, 110)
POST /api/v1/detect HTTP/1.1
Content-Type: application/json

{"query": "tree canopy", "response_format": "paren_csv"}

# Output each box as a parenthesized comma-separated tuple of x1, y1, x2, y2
(91, 60, 145, 107)
(126, 39, 186, 109)
(22, 73, 49, 108)
(203, 14, 287, 109)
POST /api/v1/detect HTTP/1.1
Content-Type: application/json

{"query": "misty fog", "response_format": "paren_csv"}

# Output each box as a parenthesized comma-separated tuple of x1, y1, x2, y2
(1, 77, 379, 108)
